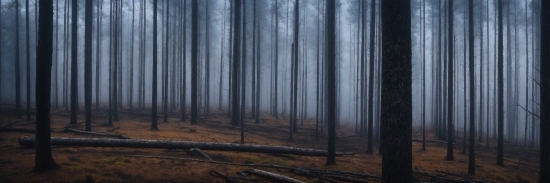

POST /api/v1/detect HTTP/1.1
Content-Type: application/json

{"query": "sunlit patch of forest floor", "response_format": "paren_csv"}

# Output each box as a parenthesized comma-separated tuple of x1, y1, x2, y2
(0, 105, 540, 182)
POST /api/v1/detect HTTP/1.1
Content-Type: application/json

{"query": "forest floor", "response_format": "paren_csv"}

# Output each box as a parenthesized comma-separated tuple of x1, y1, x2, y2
(0, 105, 540, 182)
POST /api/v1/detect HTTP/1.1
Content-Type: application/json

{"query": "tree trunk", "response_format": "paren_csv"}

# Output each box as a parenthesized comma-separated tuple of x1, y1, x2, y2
(163, 0, 169, 123)
(380, 0, 412, 181)
(25, 0, 31, 121)
(70, 0, 78, 125)
(496, 0, 504, 166)
(273, 0, 278, 120)
(34, 0, 60, 171)
(191, 0, 198, 125)
(95, 0, 102, 110)
(231, 0, 241, 127)
(129, 0, 135, 112)
(292, 0, 299, 133)
(84, 0, 93, 132)
(539, 1, 550, 182)
(325, 0, 336, 166)
(366, 0, 375, 154)
(151, 0, 159, 130)
(447, 0, 454, 161)
(467, 0, 475, 175)
(240, 0, 246, 144)
(181, 0, 187, 121)
(15, 0, 22, 119)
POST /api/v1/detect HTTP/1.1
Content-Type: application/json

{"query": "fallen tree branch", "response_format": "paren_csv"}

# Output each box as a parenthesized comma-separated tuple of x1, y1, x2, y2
(63, 127, 129, 139)
(244, 169, 304, 183)
(19, 136, 353, 156)
(209, 170, 240, 183)
(188, 148, 213, 161)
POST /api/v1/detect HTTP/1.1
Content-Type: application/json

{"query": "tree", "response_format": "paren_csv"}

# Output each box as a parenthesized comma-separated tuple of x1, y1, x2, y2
(15, 0, 21, 119)
(231, 0, 241, 127)
(467, 0, 475, 175)
(181, 0, 187, 121)
(539, 1, 550, 182)
(95, 0, 102, 110)
(151, 0, 159, 130)
(163, 0, 169, 123)
(273, 0, 279, 120)
(34, 0, 59, 171)
(380, 0, 412, 181)
(496, 0, 504, 166)
(129, 0, 135, 112)
(70, 0, 78, 125)
(190, 0, 198, 125)
(25, 0, 31, 121)
(240, 0, 246, 143)
(325, 0, 336, 166)
(84, 0, 93, 132)
(254, 1, 261, 125)
(446, 0, 454, 161)
(292, 0, 299, 133)
(366, 0, 375, 154)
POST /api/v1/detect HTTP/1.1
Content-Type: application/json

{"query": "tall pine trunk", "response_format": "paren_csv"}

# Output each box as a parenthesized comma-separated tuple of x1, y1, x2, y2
(380, 0, 412, 180)
(70, 0, 78, 125)
(151, 0, 159, 130)
(84, 0, 93, 132)
(34, 0, 60, 171)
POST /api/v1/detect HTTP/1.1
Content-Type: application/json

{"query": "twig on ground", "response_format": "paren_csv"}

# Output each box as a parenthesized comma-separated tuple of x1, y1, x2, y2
(244, 168, 304, 183)
(188, 148, 213, 161)
(209, 170, 241, 183)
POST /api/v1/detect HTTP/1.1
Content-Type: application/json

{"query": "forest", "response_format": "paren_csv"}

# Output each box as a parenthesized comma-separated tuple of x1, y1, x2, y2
(0, 0, 548, 182)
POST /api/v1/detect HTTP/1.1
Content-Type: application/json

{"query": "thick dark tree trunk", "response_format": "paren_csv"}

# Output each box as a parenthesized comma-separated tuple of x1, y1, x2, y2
(84, 0, 93, 132)
(191, 0, 198, 125)
(34, 0, 59, 171)
(446, 0, 454, 161)
(325, 0, 336, 166)
(151, 0, 159, 130)
(70, 0, 78, 125)
(539, 1, 550, 182)
(380, 0, 412, 181)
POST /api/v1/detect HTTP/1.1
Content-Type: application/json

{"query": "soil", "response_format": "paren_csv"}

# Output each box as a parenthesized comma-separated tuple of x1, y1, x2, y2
(0, 106, 540, 182)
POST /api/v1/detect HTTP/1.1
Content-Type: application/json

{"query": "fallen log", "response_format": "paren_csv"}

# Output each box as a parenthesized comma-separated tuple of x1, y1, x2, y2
(244, 169, 304, 183)
(63, 127, 129, 139)
(18, 136, 353, 156)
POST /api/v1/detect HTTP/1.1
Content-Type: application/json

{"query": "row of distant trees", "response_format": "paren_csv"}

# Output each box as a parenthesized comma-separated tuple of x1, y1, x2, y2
(15, 0, 550, 182)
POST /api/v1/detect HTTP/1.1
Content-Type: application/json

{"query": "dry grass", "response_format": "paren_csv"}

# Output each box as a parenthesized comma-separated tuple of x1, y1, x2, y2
(0, 106, 540, 182)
